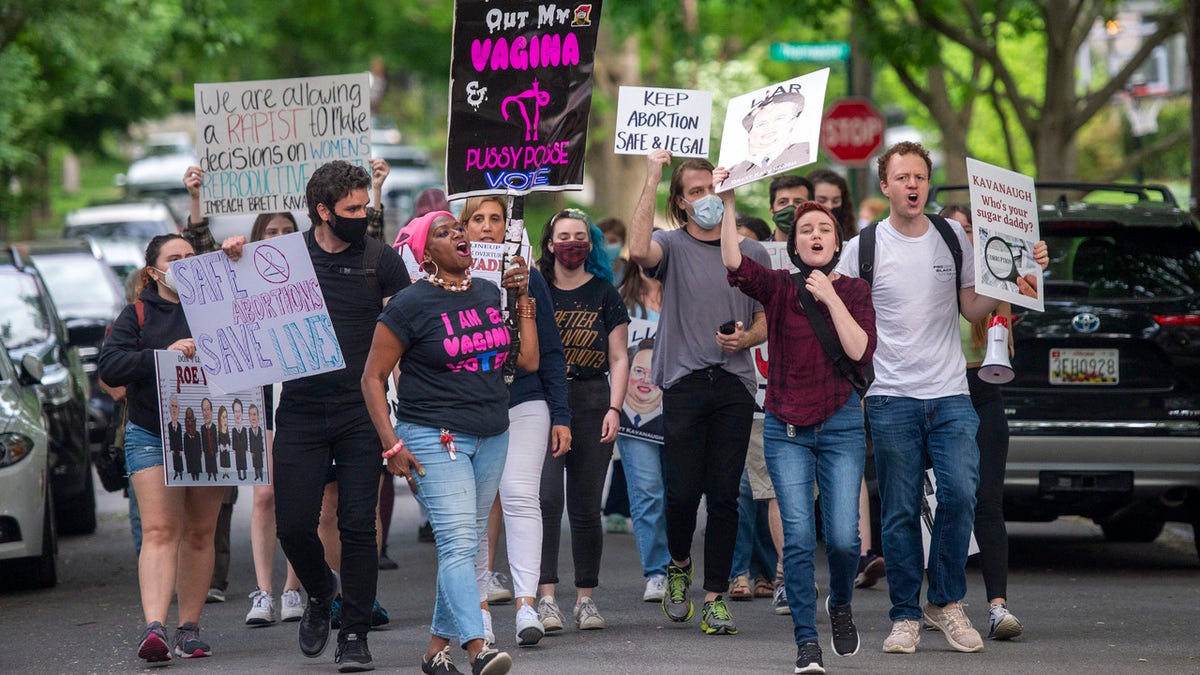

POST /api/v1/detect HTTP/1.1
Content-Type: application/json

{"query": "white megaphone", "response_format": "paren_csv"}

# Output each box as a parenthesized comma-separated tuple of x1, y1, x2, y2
(978, 315, 1014, 384)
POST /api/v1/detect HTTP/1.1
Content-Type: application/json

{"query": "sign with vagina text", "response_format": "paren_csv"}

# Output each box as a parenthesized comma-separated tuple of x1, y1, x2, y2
(965, 158, 1043, 312)
(172, 232, 343, 394)
(614, 87, 712, 158)
(195, 73, 371, 217)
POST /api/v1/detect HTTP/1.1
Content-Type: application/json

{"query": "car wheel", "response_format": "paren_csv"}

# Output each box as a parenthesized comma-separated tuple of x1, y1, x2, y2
(56, 462, 97, 536)
(1098, 515, 1165, 543)
(1, 482, 58, 591)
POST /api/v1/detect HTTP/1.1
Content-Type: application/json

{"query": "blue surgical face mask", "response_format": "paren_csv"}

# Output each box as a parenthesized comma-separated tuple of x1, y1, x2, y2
(688, 194, 724, 230)
(602, 241, 623, 262)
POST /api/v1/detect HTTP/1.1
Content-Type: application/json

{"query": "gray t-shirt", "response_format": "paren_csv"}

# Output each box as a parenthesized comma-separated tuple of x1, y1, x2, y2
(649, 228, 768, 397)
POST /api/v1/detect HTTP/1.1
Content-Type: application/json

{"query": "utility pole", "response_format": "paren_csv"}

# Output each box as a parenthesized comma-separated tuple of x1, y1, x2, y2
(848, 14, 875, 205)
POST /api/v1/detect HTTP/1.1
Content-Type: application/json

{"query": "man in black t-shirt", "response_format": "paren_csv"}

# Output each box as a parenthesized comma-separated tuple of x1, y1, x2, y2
(222, 161, 409, 670)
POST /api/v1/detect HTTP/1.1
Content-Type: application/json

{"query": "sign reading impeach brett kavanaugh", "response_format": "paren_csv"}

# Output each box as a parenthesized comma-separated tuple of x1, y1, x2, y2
(446, 1, 603, 200)
(195, 73, 371, 217)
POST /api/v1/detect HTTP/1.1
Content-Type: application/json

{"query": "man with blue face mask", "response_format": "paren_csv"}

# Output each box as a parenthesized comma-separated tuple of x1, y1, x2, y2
(628, 149, 769, 638)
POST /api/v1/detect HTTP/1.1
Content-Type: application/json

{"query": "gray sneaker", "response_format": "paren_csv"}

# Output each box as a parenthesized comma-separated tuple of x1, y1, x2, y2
(988, 602, 1023, 640)
(700, 595, 737, 635)
(537, 596, 565, 632)
(172, 621, 211, 658)
(772, 583, 790, 615)
(882, 619, 921, 654)
(573, 597, 606, 630)
(923, 601, 983, 653)
(662, 563, 694, 622)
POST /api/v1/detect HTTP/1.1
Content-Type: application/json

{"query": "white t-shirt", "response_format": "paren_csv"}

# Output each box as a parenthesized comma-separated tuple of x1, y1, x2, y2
(835, 217, 976, 399)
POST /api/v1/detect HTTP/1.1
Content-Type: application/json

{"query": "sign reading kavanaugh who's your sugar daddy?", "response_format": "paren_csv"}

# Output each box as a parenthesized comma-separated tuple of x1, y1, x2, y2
(195, 72, 371, 217)
(614, 87, 712, 158)
(965, 157, 1043, 313)
(172, 232, 343, 394)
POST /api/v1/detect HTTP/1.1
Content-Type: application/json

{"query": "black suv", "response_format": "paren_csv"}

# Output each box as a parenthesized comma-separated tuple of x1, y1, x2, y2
(0, 249, 96, 535)
(932, 183, 1200, 559)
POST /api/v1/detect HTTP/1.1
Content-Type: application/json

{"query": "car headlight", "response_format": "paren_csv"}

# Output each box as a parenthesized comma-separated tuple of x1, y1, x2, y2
(0, 433, 37, 467)
(38, 367, 73, 407)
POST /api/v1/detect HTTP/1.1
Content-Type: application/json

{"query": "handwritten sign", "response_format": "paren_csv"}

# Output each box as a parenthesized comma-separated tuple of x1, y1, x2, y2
(717, 69, 829, 190)
(155, 350, 266, 487)
(965, 158, 1043, 312)
(195, 73, 371, 217)
(614, 87, 711, 158)
(446, 1, 604, 199)
(173, 232, 343, 394)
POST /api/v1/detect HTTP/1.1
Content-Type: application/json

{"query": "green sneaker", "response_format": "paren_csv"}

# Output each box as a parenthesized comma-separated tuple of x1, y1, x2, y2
(662, 563, 694, 622)
(700, 596, 738, 635)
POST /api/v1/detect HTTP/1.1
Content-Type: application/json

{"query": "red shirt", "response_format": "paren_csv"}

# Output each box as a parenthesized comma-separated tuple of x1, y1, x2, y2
(728, 256, 876, 427)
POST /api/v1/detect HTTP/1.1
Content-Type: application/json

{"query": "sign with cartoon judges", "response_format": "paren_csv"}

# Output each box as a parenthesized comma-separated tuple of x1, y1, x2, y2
(194, 72, 371, 216)
(614, 87, 712, 158)
(717, 69, 829, 190)
(965, 158, 1043, 312)
(172, 232, 343, 394)
(156, 350, 266, 487)
(446, 1, 603, 199)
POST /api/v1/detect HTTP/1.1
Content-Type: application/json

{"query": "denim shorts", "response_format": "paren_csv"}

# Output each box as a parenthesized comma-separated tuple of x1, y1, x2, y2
(125, 422, 166, 475)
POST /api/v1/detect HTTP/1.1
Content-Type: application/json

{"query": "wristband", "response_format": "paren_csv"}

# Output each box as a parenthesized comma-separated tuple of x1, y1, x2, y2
(382, 439, 404, 459)
(608, 406, 621, 415)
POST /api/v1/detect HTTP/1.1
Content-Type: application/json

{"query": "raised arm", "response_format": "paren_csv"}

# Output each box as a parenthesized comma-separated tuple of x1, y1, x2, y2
(628, 150, 670, 269)
(715, 166, 740, 271)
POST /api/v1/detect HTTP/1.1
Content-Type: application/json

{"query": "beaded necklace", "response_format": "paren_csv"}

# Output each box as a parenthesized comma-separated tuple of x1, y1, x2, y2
(426, 272, 472, 292)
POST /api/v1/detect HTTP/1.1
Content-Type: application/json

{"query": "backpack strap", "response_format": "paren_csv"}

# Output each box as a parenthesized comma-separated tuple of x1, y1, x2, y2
(857, 223, 876, 286)
(135, 300, 146, 329)
(927, 213, 963, 310)
(790, 273, 870, 397)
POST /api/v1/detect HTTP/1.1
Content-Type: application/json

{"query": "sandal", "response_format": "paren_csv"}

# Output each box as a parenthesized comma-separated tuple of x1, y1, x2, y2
(728, 574, 752, 601)
(752, 576, 775, 598)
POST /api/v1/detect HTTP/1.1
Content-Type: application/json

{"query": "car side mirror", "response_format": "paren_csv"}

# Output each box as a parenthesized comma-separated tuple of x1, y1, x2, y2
(18, 354, 44, 386)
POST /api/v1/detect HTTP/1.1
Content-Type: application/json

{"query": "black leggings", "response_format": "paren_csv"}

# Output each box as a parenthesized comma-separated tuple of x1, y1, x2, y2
(968, 367, 1009, 602)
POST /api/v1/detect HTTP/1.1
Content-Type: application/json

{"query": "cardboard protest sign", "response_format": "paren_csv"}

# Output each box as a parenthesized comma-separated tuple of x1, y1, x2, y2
(446, 1, 604, 199)
(618, 317, 663, 444)
(965, 158, 1043, 312)
(155, 350, 266, 487)
(172, 232, 343, 394)
(614, 87, 712, 158)
(717, 69, 830, 190)
(195, 73, 371, 217)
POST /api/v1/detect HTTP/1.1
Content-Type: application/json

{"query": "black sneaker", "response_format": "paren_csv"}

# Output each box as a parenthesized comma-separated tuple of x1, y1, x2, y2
(662, 563, 694, 622)
(299, 594, 333, 658)
(825, 597, 860, 656)
(335, 633, 374, 673)
(795, 640, 825, 674)
(172, 621, 211, 658)
(418, 522, 435, 543)
(421, 646, 462, 674)
(371, 599, 390, 627)
(470, 646, 512, 675)
(378, 550, 399, 570)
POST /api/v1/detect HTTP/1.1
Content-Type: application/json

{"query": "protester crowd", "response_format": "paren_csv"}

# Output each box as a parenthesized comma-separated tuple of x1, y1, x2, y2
(96, 140, 1049, 674)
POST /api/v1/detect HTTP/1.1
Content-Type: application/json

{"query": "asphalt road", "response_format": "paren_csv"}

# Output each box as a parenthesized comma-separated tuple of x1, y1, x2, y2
(1, 482, 1197, 674)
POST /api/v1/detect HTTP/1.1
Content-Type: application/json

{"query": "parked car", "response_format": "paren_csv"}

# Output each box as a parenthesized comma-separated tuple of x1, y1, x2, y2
(372, 143, 443, 242)
(0, 251, 96, 536)
(63, 201, 179, 241)
(118, 133, 196, 217)
(9, 240, 126, 450)
(930, 182, 1200, 560)
(87, 236, 145, 288)
(0, 342, 55, 590)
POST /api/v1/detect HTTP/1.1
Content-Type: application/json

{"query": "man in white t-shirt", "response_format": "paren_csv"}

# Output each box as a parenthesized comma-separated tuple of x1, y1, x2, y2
(835, 142, 1047, 656)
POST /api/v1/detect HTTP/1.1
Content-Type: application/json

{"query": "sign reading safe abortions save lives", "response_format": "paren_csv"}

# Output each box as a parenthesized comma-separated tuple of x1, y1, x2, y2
(446, 1, 603, 199)
(172, 232, 343, 394)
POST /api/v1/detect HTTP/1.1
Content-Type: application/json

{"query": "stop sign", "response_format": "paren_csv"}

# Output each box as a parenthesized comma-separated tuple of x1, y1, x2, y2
(821, 97, 885, 165)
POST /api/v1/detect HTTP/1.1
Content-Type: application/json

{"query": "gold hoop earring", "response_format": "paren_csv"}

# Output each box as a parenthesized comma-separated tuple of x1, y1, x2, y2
(422, 259, 440, 278)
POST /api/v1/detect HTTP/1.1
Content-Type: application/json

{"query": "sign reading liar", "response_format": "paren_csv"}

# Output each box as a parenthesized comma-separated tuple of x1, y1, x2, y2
(614, 87, 712, 158)
(173, 232, 344, 394)
(155, 350, 265, 488)
(446, 0, 604, 199)
(965, 157, 1043, 312)
(195, 73, 371, 217)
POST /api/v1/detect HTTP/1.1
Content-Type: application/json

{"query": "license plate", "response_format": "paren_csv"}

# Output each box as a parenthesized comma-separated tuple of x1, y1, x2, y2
(1049, 348, 1118, 385)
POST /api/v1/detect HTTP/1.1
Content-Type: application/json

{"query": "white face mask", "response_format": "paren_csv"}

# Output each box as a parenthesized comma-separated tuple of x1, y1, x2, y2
(155, 265, 178, 292)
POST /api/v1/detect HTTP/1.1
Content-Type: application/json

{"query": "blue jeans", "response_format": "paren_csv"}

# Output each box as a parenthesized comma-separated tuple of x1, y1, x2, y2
(617, 435, 670, 578)
(400, 422, 508, 645)
(866, 395, 979, 621)
(763, 396, 865, 645)
(729, 468, 778, 582)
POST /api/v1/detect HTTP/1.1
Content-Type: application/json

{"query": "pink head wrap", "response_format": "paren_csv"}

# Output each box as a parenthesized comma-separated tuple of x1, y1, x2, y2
(393, 210, 457, 260)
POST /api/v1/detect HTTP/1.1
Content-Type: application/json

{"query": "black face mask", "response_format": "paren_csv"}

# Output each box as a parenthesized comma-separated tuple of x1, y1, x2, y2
(328, 208, 368, 244)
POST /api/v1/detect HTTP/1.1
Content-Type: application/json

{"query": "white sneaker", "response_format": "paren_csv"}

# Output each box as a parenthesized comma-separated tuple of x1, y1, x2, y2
(485, 571, 514, 604)
(987, 602, 1023, 640)
(481, 608, 496, 646)
(280, 588, 304, 622)
(537, 596, 565, 632)
(643, 574, 667, 602)
(245, 589, 276, 625)
(573, 597, 606, 630)
(515, 604, 545, 647)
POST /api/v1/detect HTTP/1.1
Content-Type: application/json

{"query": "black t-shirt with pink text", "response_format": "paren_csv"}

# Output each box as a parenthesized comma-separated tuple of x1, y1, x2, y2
(380, 280, 511, 436)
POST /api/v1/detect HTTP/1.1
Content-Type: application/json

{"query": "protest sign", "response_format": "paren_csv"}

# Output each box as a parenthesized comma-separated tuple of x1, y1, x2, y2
(195, 73, 371, 217)
(155, 350, 266, 487)
(966, 158, 1043, 312)
(618, 317, 663, 444)
(446, 1, 604, 199)
(173, 232, 343, 394)
(717, 69, 829, 190)
(614, 87, 712, 158)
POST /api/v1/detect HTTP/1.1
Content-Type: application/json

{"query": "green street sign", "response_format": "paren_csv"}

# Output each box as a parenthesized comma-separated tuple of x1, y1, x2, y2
(770, 41, 850, 62)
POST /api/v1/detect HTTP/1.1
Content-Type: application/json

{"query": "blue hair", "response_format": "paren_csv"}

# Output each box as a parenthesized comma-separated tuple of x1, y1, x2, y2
(586, 223, 613, 284)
